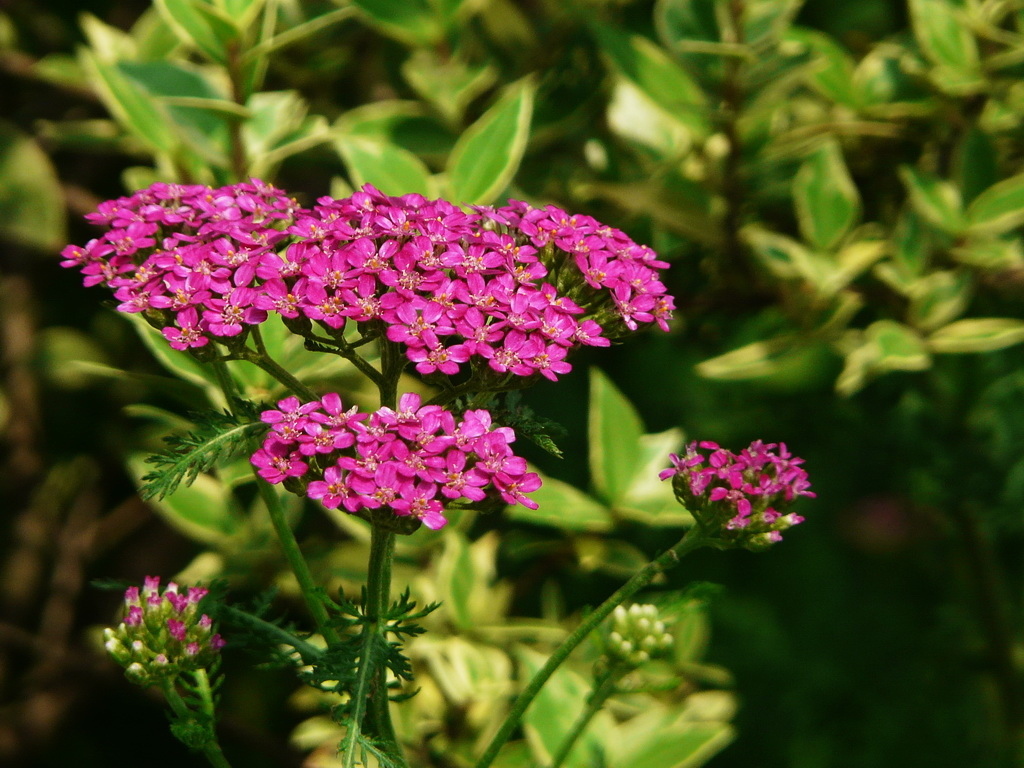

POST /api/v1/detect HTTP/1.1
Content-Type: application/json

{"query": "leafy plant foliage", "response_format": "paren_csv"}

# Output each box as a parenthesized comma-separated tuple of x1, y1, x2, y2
(140, 403, 268, 500)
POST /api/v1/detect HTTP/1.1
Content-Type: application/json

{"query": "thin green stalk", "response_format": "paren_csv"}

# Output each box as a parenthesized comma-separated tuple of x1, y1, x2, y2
(364, 527, 405, 762)
(255, 479, 340, 646)
(473, 528, 707, 768)
(160, 678, 233, 768)
(341, 525, 408, 768)
(548, 672, 619, 768)
(220, 605, 325, 664)
(378, 338, 404, 409)
(341, 622, 379, 768)
(237, 340, 319, 401)
(210, 357, 335, 646)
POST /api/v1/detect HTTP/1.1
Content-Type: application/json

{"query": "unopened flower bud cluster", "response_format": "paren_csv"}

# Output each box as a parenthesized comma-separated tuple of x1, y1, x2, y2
(606, 604, 674, 667)
(104, 576, 225, 686)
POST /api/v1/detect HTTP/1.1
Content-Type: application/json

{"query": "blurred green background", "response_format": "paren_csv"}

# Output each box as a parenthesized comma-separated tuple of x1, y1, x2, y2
(2, 0, 1023, 766)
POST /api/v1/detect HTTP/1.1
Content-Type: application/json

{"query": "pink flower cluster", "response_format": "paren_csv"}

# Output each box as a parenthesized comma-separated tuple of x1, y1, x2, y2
(60, 180, 298, 349)
(251, 393, 542, 530)
(61, 181, 674, 381)
(659, 440, 814, 545)
(104, 576, 225, 684)
(480, 199, 674, 333)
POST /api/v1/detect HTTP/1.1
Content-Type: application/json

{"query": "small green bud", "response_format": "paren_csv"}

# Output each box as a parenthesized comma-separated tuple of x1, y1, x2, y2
(605, 602, 674, 668)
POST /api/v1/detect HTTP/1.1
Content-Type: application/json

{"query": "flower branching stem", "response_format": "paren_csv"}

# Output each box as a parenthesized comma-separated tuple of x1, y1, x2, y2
(473, 526, 707, 768)
(237, 335, 320, 401)
(548, 671, 619, 768)
(160, 673, 233, 768)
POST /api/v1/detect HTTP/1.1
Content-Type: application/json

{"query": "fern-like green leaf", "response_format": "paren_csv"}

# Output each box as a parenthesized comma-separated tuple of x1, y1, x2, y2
(140, 403, 268, 500)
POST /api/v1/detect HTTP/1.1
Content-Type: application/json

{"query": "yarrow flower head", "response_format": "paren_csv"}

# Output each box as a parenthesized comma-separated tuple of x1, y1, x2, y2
(251, 392, 542, 532)
(61, 182, 674, 383)
(605, 604, 674, 668)
(659, 440, 815, 550)
(103, 576, 225, 686)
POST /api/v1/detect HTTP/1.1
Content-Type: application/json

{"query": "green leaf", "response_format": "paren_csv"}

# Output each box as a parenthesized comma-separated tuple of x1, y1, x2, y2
(696, 335, 801, 381)
(951, 237, 1024, 271)
(128, 456, 243, 544)
(955, 127, 998, 205)
(124, 314, 220, 394)
(337, 101, 454, 159)
(865, 320, 931, 372)
(117, 60, 228, 144)
(506, 471, 614, 532)
(908, 0, 983, 93)
(436, 531, 476, 629)
(244, 7, 354, 60)
(606, 79, 690, 158)
(219, 0, 265, 20)
(349, 0, 443, 46)
(907, 270, 971, 330)
(654, 0, 718, 50)
(130, 8, 182, 61)
(899, 166, 966, 234)
(618, 428, 692, 526)
(139, 405, 267, 500)
(78, 49, 179, 155)
(794, 140, 861, 251)
(928, 318, 1024, 354)
(605, 705, 734, 768)
(852, 44, 935, 113)
(891, 208, 931, 279)
(573, 537, 649, 578)
(0, 121, 66, 251)
(156, 0, 235, 63)
(742, 227, 822, 284)
(786, 28, 859, 107)
(590, 22, 709, 138)
(518, 646, 611, 768)
(589, 368, 644, 505)
(446, 77, 535, 205)
(401, 50, 498, 125)
(966, 173, 1024, 235)
(79, 13, 138, 61)
(335, 134, 435, 197)
(243, 90, 310, 155)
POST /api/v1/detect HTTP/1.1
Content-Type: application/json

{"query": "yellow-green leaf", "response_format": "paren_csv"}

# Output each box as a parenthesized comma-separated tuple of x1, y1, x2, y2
(794, 140, 861, 251)
(966, 173, 1024, 235)
(335, 134, 435, 197)
(0, 121, 66, 251)
(506, 471, 614, 532)
(591, 21, 709, 138)
(589, 368, 644, 505)
(928, 318, 1024, 353)
(446, 77, 535, 205)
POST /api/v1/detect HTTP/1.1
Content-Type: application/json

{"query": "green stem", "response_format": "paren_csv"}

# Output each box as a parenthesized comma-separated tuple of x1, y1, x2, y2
(341, 524, 408, 768)
(237, 340, 319, 401)
(220, 605, 325, 665)
(473, 528, 707, 768)
(378, 338, 404, 409)
(255, 479, 340, 646)
(211, 359, 240, 406)
(549, 672, 619, 768)
(365, 525, 406, 764)
(160, 678, 234, 768)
